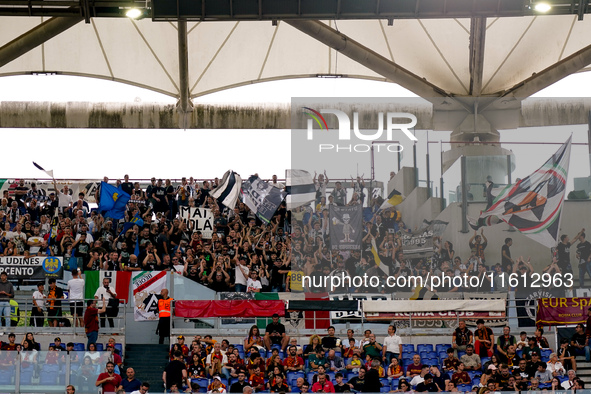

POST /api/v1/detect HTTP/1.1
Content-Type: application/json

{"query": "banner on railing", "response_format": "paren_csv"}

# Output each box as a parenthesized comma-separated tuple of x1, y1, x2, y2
(0, 256, 63, 279)
(175, 300, 285, 318)
(133, 271, 167, 321)
(179, 206, 214, 239)
(536, 297, 591, 326)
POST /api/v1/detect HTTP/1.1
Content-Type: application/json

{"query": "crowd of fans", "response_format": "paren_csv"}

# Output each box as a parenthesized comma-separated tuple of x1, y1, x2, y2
(1, 173, 579, 297)
(156, 314, 590, 393)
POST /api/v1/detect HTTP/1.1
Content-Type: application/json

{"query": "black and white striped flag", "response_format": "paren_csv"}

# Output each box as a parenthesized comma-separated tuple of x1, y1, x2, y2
(211, 170, 242, 209)
(32, 161, 54, 178)
(285, 169, 315, 209)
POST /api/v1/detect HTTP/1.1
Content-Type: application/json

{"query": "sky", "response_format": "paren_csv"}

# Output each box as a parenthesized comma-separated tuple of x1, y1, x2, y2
(0, 72, 589, 199)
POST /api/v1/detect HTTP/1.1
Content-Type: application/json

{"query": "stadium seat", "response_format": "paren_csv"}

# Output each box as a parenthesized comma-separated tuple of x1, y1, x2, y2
(0, 368, 12, 384)
(402, 344, 415, 352)
(221, 378, 228, 387)
(235, 344, 244, 353)
(472, 378, 480, 387)
(347, 372, 358, 379)
(114, 343, 123, 354)
(390, 379, 399, 389)
(417, 344, 433, 353)
(307, 372, 316, 383)
(95, 343, 104, 351)
(19, 365, 34, 385)
(326, 372, 335, 381)
(467, 371, 476, 380)
(516, 349, 523, 358)
(292, 387, 301, 393)
(380, 378, 389, 387)
(438, 352, 447, 361)
(73, 343, 85, 351)
(40, 371, 58, 385)
(436, 344, 450, 353)
(480, 357, 490, 366)
(458, 351, 466, 359)
(287, 371, 305, 382)
(457, 384, 471, 392)
(192, 378, 209, 388)
(380, 386, 390, 392)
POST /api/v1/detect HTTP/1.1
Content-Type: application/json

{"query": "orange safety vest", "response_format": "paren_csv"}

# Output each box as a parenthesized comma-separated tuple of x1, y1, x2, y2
(158, 297, 173, 318)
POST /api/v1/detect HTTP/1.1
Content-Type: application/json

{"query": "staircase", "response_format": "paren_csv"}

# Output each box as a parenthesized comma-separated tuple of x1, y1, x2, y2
(576, 357, 591, 385)
(124, 343, 170, 390)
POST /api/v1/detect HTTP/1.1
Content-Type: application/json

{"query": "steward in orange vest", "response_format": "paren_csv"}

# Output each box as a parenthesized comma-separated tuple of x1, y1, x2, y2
(157, 288, 174, 344)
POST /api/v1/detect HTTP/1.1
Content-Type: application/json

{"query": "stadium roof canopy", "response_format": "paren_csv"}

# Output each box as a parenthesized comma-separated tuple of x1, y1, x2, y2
(1, 0, 591, 127)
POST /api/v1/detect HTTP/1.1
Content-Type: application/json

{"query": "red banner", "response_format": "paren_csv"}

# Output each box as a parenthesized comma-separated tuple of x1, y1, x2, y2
(536, 297, 591, 326)
(366, 311, 505, 321)
(174, 300, 285, 318)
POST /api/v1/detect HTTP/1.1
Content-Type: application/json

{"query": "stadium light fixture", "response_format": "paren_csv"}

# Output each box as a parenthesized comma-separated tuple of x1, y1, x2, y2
(125, 8, 144, 19)
(534, 2, 551, 12)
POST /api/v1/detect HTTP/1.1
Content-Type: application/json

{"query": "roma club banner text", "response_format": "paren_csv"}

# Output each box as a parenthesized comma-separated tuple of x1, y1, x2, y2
(0, 256, 63, 279)
(536, 297, 591, 326)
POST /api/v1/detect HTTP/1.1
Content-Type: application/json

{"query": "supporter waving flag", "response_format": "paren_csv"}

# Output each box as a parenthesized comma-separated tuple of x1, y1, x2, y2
(241, 175, 287, 224)
(469, 137, 572, 247)
(211, 170, 242, 209)
(98, 181, 130, 220)
(285, 169, 315, 209)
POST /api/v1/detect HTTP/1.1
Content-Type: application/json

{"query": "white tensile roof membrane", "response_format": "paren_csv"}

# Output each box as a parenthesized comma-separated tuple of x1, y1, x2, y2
(0, 15, 590, 98)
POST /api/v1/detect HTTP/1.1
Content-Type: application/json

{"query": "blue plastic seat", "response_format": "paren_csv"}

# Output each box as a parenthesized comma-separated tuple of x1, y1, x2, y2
(417, 344, 433, 352)
(114, 343, 123, 354)
(40, 371, 58, 385)
(402, 344, 415, 352)
(436, 344, 450, 353)
(192, 378, 209, 388)
(390, 379, 400, 389)
(235, 344, 244, 352)
(380, 386, 390, 392)
(95, 343, 104, 351)
(307, 371, 316, 383)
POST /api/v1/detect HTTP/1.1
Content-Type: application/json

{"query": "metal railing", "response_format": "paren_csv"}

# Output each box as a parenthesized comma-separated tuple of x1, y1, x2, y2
(0, 350, 116, 394)
(8, 296, 126, 336)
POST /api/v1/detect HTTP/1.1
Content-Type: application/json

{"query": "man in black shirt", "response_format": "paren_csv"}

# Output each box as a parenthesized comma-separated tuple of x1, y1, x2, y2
(347, 366, 366, 392)
(571, 323, 590, 361)
(264, 313, 289, 351)
(229, 371, 251, 393)
(416, 373, 441, 392)
(501, 238, 513, 272)
(557, 230, 584, 275)
(164, 350, 188, 391)
(322, 326, 340, 351)
(363, 359, 382, 393)
(576, 231, 591, 287)
(334, 373, 348, 393)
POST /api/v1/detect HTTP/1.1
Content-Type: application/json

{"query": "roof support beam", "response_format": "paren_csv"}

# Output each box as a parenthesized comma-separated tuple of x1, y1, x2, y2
(468, 16, 486, 96)
(177, 19, 193, 128)
(284, 19, 449, 100)
(501, 40, 591, 99)
(0, 15, 83, 68)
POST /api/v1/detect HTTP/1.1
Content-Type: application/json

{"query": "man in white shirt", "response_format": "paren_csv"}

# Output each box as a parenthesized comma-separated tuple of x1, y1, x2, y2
(31, 282, 46, 327)
(52, 180, 73, 213)
(383, 325, 403, 365)
(130, 382, 150, 394)
(246, 271, 262, 293)
(94, 278, 117, 328)
(234, 256, 249, 292)
(68, 269, 85, 327)
(562, 369, 576, 389)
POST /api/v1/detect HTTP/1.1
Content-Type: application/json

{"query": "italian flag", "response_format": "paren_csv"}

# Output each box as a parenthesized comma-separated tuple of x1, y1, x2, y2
(84, 271, 132, 302)
(255, 292, 330, 330)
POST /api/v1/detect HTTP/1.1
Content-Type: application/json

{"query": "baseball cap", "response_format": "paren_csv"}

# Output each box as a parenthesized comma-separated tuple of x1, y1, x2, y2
(213, 376, 222, 382)
(178, 335, 185, 339)
(488, 364, 497, 370)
